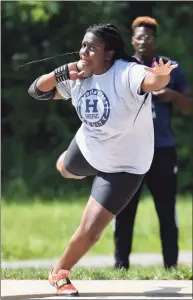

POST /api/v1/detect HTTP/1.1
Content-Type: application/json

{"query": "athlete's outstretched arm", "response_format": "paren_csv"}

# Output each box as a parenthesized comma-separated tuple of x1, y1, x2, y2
(141, 58, 178, 93)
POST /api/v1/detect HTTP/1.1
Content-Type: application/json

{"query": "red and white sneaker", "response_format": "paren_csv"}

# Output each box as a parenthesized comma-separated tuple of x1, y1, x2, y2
(49, 269, 79, 296)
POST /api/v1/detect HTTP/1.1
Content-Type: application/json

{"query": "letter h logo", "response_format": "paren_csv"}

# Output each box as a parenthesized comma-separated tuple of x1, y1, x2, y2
(85, 99, 98, 113)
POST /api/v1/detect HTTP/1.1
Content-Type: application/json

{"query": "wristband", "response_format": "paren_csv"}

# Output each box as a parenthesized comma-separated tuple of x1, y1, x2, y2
(54, 64, 70, 83)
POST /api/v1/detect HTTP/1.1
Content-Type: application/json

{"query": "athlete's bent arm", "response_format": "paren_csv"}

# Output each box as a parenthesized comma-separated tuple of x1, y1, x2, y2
(28, 62, 85, 100)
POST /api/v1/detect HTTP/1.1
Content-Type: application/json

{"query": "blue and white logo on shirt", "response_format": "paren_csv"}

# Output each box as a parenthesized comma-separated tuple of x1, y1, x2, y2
(77, 89, 110, 127)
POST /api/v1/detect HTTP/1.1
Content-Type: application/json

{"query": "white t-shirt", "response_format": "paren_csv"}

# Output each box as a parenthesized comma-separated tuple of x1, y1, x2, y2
(56, 59, 154, 174)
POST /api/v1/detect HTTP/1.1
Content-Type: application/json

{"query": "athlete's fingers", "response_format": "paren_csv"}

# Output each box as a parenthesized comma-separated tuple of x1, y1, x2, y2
(170, 64, 178, 70)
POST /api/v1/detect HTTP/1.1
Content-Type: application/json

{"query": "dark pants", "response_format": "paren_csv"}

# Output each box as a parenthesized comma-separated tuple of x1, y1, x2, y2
(114, 147, 178, 269)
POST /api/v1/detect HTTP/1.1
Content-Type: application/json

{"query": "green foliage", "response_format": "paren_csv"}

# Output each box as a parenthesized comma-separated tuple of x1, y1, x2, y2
(2, 1, 124, 197)
(2, 1, 193, 197)
(153, 2, 193, 193)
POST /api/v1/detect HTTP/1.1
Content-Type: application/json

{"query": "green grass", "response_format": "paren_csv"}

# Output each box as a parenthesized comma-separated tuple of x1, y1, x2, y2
(2, 194, 192, 261)
(2, 266, 192, 280)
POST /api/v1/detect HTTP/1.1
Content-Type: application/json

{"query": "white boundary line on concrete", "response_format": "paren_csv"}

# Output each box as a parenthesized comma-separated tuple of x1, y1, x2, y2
(31, 297, 192, 300)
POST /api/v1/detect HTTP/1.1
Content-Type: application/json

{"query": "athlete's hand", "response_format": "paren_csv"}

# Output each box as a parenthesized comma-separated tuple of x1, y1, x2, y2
(144, 58, 178, 75)
(69, 70, 85, 80)
(67, 62, 84, 80)
(76, 60, 92, 78)
(68, 61, 92, 80)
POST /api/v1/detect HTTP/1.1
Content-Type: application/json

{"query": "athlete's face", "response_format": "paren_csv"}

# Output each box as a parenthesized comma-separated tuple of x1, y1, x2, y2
(79, 32, 113, 75)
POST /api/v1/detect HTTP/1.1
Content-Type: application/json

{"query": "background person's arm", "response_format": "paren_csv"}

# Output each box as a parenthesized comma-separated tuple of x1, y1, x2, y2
(152, 63, 193, 115)
(171, 89, 193, 115)
(152, 88, 193, 115)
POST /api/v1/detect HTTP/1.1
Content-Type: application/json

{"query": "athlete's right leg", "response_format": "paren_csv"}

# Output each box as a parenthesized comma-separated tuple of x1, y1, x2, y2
(56, 151, 85, 179)
(56, 137, 98, 179)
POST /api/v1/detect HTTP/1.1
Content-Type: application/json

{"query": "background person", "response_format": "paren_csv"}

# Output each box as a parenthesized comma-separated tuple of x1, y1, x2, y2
(114, 16, 193, 270)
